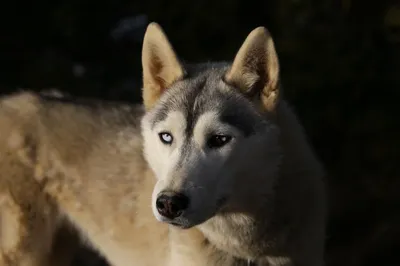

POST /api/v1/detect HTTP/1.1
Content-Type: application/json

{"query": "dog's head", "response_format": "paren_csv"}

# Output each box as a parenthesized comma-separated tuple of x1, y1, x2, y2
(141, 23, 282, 228)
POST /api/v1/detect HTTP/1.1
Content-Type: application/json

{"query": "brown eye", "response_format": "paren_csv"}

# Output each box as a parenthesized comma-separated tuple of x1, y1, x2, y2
(207, 135, 232, 149)
(159, 132, 173, 145)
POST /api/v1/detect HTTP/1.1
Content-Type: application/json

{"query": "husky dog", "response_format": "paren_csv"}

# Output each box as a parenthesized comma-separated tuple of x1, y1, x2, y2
(141, 23, 326, 266)
(0, 23, 326, 266)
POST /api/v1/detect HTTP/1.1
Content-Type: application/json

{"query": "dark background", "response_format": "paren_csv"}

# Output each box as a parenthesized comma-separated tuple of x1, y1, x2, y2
(1, 0, 399, 265)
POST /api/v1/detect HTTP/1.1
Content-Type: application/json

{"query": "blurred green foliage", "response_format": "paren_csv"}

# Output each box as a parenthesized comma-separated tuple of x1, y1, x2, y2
(0, 0, 399, 265)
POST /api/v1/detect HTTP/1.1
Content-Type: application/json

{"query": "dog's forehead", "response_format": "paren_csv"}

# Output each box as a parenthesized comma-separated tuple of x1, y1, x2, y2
(170, 65, 231, 111)
(149, 64, 263, 136)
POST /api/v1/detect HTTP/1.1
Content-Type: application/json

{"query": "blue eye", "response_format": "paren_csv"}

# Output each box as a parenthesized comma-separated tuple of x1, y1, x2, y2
(159, 132, 173, 144)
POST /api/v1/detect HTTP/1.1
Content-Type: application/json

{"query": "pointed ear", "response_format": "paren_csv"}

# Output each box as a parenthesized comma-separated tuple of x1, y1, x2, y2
(142, 22, 184, 110)
(225, 27, 280, 112)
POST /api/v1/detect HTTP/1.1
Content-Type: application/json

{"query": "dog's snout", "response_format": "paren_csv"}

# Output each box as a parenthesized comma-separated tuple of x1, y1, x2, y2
(156, 191, 189, 219)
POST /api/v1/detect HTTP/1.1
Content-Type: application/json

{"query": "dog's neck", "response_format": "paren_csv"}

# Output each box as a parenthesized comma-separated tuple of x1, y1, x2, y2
(197, 197, 282, 261)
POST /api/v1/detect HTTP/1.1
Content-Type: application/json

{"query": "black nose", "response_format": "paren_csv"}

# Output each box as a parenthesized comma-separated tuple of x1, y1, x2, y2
(156, 191, 189, 219)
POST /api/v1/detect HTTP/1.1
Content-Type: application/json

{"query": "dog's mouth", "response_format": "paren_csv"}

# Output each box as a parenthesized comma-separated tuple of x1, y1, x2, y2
(168, 220, 192, 229)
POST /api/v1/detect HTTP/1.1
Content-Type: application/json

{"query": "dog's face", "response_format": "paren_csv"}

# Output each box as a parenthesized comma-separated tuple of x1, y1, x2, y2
(141, 23, 282, 228)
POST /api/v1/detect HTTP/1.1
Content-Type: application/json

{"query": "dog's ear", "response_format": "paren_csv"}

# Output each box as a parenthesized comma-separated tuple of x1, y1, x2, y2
(225, 27, 280, 112)
(142, 22, 184, 110)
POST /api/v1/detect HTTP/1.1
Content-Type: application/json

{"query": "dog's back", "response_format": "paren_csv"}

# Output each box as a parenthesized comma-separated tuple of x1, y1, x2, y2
(0, 91, 173, 266)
